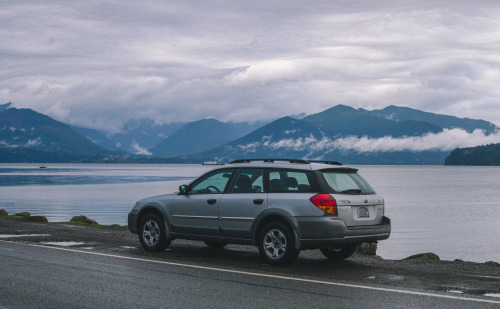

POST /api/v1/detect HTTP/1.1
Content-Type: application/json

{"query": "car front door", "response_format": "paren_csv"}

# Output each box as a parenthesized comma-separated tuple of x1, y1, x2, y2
(219, 168, 267, 239)
(171, 168, 234, 236)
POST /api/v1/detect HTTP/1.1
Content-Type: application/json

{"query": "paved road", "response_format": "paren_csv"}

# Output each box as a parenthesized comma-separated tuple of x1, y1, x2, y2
(1, 240, 499, 309)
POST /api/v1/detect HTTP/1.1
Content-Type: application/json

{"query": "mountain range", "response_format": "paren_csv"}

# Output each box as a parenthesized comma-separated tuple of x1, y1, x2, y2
(197, 106, 461, 164)
(1, 102, 498, 164)
(149, 119, 258, 157)
(71, 118, 185, 152)
(0, 105, 116, 162)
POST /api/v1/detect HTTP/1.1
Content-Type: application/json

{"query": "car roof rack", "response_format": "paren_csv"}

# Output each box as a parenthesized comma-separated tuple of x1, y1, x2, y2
(230, 159, 310, 164)
(308, 160, 343, 166)
(230, 159, 343, 165)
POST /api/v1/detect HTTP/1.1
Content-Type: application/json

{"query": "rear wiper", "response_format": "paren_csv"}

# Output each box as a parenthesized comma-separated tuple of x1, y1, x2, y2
(340, 189, 362, 194)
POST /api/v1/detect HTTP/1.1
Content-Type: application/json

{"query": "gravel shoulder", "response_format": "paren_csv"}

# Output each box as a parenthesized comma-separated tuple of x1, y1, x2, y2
(1, 217, 499, 300)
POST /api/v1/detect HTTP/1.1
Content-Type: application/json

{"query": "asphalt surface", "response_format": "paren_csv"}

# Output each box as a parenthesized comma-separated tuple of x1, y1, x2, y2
(0, 219, 499, 308)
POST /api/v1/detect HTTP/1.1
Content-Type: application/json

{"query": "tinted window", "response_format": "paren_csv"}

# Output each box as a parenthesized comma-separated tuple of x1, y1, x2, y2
(268, 169, 314, 192)
(228, 169, 264, 193)
(322, 170, 375, 194)
(189, 169, 234, 194)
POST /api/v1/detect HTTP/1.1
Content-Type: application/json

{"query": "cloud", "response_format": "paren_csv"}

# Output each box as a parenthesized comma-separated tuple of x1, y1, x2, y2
(0, 137, 42, 148)
(238, 129, 500, 154)
(331, 129, 500, 153)
(238, 141, 260, 153)
(2, 1, 500, 131)
(224, 60, 307, 86)
(25, 138, 42, 147)
(130, 141, 152, 156)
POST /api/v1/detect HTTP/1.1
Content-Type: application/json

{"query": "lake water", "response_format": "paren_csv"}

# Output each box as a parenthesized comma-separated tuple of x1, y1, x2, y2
(0, 163, 498, 263)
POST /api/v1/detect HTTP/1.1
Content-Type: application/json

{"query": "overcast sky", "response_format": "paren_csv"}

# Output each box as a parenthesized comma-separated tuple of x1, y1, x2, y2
(2, 0, 500, 134)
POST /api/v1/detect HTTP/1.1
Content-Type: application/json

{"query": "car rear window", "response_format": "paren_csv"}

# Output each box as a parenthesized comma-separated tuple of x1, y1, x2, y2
(321, 169, 375, 195)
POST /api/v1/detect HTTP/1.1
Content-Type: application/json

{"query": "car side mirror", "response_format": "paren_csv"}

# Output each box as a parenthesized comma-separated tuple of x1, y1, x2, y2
(179, 185, 188, 194)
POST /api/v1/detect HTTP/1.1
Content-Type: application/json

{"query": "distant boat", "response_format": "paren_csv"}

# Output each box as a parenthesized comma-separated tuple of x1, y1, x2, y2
(39, 165, 47, 169)
(202, 161, 220, 165)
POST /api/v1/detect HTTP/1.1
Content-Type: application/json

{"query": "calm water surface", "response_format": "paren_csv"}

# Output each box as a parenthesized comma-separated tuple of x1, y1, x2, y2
(0, 163, 498, 263)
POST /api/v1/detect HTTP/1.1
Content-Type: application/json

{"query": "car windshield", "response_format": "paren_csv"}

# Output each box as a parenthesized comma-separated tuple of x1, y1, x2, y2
(321, 169, 375, 195)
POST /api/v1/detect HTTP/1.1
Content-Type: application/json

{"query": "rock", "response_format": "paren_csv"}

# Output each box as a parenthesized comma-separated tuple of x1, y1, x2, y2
(356, 242, 378, 255)
(404, 252, 441, 261)
(485, 261, 500, 267)
(24, 216, 48, 223)
(15, 212, 31, 218)
(0, 209, 8, 216)
(70, 216, 98, 225)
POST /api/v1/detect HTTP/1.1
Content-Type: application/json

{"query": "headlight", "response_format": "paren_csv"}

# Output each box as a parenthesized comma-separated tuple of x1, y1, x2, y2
(131, 202, 138, 210)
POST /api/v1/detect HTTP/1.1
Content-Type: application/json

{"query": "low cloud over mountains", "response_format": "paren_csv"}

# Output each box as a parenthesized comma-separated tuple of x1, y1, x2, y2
(1, 103, 499, 164)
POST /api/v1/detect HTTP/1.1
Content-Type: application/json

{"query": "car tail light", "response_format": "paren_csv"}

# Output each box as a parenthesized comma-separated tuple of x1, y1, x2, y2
(310, 194, 337, 215)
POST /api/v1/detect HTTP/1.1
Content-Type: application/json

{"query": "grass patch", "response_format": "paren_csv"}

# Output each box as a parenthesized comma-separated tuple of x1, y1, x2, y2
(0, 215, 26, 220)
(51, 221, 128, 229)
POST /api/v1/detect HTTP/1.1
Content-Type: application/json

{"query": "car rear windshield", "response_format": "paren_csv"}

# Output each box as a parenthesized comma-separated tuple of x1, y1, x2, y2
(321, 169, 375, 195)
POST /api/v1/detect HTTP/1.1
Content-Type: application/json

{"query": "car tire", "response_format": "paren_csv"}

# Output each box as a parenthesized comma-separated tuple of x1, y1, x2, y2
(258, 222, 299, 266)
(320, 244, 356, 261)
(204, 241, 228, 248)
(139, 214, 170, 252)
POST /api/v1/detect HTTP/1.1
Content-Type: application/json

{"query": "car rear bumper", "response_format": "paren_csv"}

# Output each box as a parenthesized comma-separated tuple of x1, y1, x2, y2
(295, 216, 391, 249)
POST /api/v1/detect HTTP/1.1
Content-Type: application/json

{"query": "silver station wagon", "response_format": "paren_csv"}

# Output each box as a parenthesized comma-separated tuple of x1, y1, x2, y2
(128, 159, 391, 265)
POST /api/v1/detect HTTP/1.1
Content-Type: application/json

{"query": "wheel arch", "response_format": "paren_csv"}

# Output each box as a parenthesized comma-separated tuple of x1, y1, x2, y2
(137, 204, 171, 238)
(252, 212, 301, 250)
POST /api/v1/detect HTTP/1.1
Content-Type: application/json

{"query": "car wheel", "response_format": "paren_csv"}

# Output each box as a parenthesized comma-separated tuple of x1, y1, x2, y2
(139, 214, 170, 252)
(320, 244, 356, 261)
(258, 222, 299, 266)
(204, 241, 228, 248)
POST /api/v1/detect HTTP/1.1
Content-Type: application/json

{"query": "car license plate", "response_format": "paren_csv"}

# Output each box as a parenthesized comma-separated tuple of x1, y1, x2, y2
(357, 206, 370, 218)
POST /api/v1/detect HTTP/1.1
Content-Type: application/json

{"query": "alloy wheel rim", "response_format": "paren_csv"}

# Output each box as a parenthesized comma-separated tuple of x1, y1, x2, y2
(142, 220, 160, 246)
(263, 228, 287, 259)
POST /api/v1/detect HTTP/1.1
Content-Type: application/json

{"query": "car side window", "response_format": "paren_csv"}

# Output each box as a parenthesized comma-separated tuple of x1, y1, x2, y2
(268, 169, 313, 192)
(228, 168, 264, 193)
(189, 169, 234, 194)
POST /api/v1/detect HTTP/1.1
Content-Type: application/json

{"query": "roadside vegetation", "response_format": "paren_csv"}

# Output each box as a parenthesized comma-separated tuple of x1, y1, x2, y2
(0, 209, 126, 229)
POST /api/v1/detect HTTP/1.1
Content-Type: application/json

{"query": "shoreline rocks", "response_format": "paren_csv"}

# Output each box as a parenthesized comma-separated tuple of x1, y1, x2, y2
(356, 242, 378, 256)
(485, 261, 500, 267)
(404, 252, 441, 261)
(15, 211, 31, 218)
(69, 216, 98, 225)
(0, 210, 49, 223)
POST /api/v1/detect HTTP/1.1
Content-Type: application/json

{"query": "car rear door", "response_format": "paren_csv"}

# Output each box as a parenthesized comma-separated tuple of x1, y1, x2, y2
(218, 168, 267, 239)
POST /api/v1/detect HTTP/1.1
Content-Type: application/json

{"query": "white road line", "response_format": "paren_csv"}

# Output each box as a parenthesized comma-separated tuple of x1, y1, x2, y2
(2, 240, 499, 305)
(0, 234, 51, 238)
(468, 274, 500, 280)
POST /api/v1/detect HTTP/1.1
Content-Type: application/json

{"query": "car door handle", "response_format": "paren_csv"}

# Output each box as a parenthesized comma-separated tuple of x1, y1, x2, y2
(253, 199, 264, 205)
(207, 199, 217, 205)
